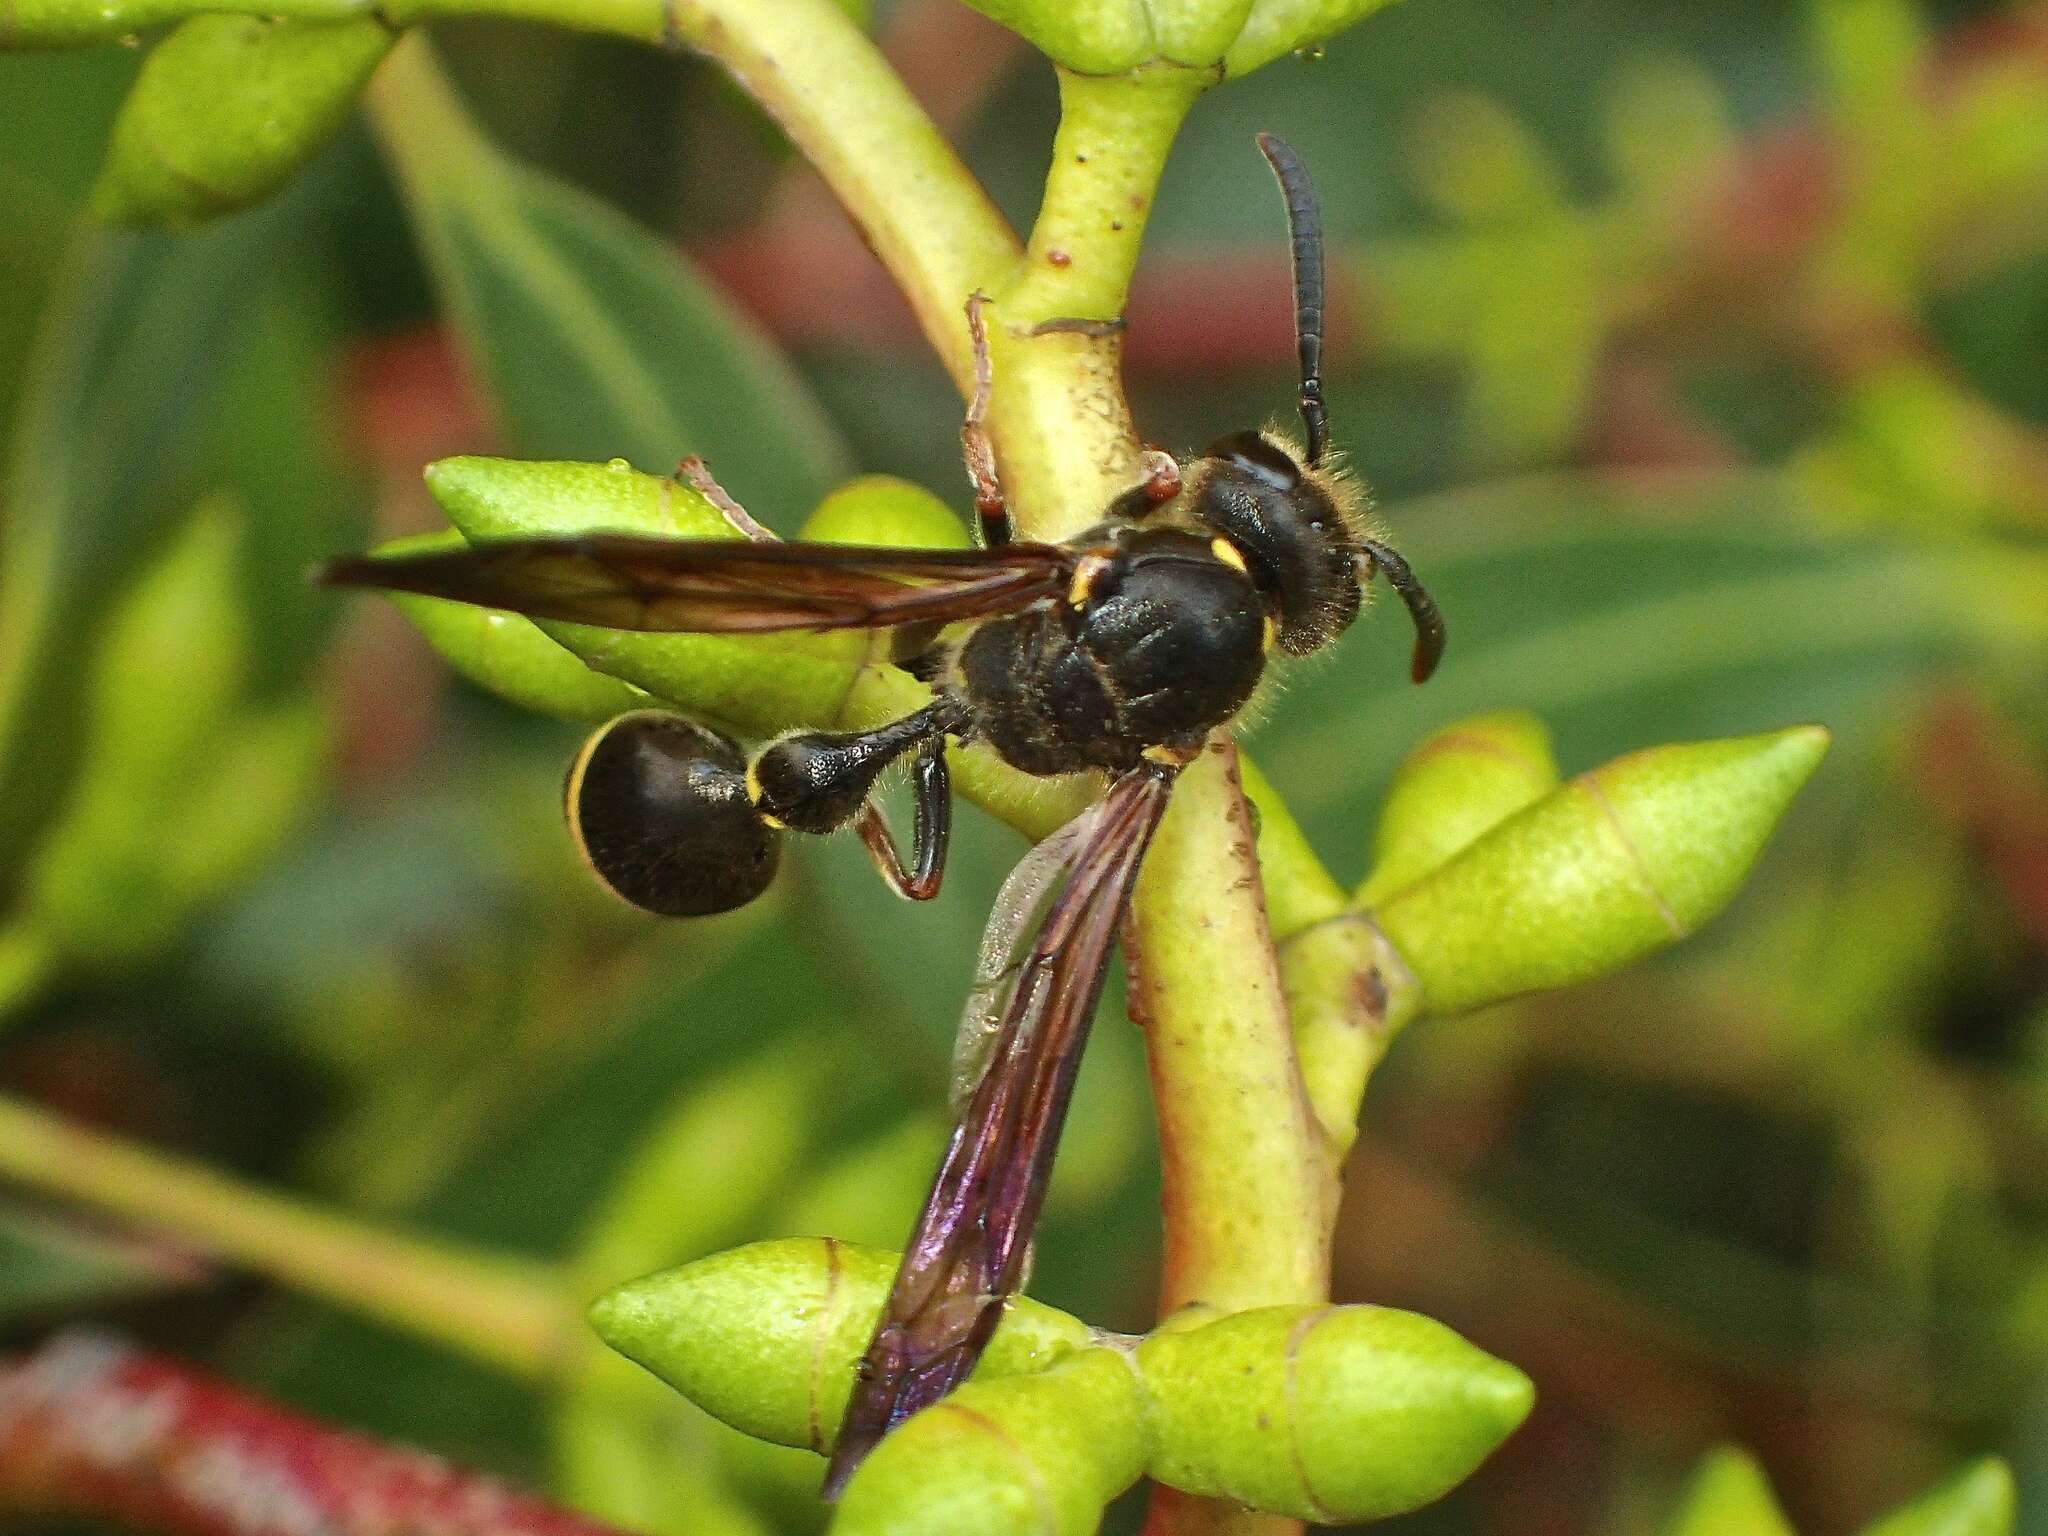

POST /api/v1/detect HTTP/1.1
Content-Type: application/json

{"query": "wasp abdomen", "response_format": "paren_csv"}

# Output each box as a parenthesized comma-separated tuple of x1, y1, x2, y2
(566, 713, 779, 917)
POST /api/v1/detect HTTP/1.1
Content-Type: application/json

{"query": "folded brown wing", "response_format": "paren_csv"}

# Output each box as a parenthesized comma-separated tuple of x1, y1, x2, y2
(821, 766, 1177, 1497)
(318, 535, 1074, 633)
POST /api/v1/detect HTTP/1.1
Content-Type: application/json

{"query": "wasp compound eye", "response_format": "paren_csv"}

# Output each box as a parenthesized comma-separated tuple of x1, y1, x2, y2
(565, 712, 779, 917)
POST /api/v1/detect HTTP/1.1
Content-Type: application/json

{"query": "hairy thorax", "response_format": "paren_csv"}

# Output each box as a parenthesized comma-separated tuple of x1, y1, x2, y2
(950, 528, 1269, 775)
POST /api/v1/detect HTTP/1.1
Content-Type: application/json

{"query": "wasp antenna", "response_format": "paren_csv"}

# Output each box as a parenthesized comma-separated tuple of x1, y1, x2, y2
(1357, 539, 1447, 683)
(1256, 132, 1329, 468)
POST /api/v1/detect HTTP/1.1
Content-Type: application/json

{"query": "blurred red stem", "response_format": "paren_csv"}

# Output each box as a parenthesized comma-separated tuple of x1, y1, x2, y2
(0, 1334, 624, 1536)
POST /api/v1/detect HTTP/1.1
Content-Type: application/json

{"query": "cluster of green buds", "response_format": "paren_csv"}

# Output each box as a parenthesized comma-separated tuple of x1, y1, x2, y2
(592, 1237, 1532, 1531)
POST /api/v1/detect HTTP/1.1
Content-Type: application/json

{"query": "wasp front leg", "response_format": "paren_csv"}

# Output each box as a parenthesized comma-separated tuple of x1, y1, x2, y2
(677, 455, 778, 543)
(961, 292, 1011, 550)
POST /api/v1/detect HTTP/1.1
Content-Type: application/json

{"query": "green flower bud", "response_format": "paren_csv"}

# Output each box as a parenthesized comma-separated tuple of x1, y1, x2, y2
(373, 531, 647, 723)
(800, 475, 969, 550)
(834, 1349, 1145, 1535)
(1859, 1458, 2014, 1536)
(958, 1, 1228, 74)
(589, 1239, 1094, 1451)
(1359, 710, 1559, 905)
(94, 15, 396, 227)
(1134, 1303, 1532, 1522)
(1226, 0, 1406, 75)
(1661, 1448, 1794, 1536)
(1378, 726, 1829, 1016)
(421, 456, 865, 731)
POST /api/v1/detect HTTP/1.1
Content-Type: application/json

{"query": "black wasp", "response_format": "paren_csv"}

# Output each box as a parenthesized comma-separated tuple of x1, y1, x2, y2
(321, 133, 1445, 1494)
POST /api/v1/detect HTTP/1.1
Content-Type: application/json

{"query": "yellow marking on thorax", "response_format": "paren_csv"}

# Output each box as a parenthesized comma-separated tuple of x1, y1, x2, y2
(1068, 553, 1114, 608)
(1208, 536, 1249, 574)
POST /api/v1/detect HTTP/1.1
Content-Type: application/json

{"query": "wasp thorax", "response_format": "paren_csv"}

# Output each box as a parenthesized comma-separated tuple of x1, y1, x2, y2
(1188, 429, 1363, 656)
(566, 712, 778, 917)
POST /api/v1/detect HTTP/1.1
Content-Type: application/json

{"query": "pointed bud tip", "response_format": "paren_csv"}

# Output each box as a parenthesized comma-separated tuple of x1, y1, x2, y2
(1467, 1352, 1536, 1433)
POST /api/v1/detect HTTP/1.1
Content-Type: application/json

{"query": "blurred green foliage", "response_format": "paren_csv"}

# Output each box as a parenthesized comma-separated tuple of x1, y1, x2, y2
(0, 0, 2044, 1532)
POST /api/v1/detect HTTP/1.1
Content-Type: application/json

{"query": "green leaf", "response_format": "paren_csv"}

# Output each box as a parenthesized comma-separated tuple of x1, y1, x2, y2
(94, 15, 396, 227)
(571, 1043, 828, 1294)
(24, 497, 326, 973)
(371, 39, 848, 524)
(0, 195, 312, 882)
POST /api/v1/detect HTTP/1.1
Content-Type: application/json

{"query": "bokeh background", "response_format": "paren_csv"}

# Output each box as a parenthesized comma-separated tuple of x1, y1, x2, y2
(1, 1, 2045, 1531)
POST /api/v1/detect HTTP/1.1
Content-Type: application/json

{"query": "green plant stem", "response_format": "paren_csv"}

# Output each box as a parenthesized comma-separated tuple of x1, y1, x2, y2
(1128, 741, 1330, 1313)
(985, 63, 1213, 540)
(1127, 742, 1328, 1536)
(0, 1094, 575, 1378)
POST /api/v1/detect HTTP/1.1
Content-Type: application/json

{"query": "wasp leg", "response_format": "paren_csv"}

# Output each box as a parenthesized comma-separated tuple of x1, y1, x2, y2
(678, 455, 777, 543)
(1103, 449, 1185, 522)
(961, 292, 1011, 549)
(1356, 537, 1448, 684)
(854, 735, 953, 901)
(749, 701, 960, 838)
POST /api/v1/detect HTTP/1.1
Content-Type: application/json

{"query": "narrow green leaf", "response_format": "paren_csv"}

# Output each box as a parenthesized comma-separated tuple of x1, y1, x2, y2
(571, 1044, 827, 1294)
(370, 40, 848, 524)
(23, 498, 325, 971)
(0, 196, 309, 882)
(1257, 473, 2048, 844)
